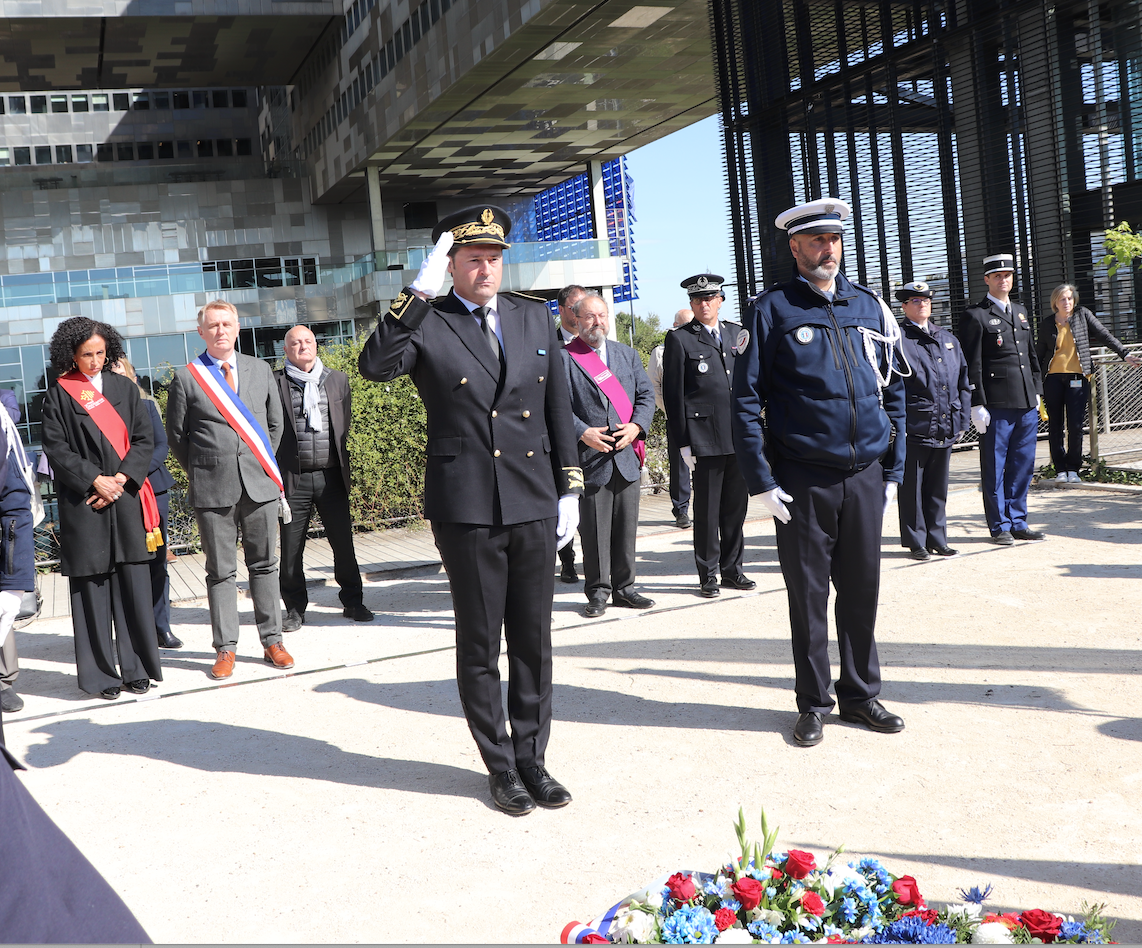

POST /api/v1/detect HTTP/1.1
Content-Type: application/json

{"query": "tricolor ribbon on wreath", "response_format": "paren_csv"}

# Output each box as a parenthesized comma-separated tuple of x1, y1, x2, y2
(56, 371, 165, 551)
(186, 353, 292, 523)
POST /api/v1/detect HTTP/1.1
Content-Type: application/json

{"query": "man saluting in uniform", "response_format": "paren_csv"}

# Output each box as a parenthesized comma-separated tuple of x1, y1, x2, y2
(732, 199, 907, 748)
(663, 273, 753, 598)
(358, 206, 583, 816)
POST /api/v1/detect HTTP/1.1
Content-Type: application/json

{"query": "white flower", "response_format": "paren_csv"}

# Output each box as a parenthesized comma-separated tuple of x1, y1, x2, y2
(749, 907, 784, 926)
(972, 921, 1016, 944)
(611, 908, 657, 944)
(715, 927, 755, 943)
(946, 903, 983, 923)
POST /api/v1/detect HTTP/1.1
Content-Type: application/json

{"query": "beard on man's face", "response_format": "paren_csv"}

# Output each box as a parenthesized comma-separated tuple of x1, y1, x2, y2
(792, 241, 840, 281)
(581, 325, 605, 347)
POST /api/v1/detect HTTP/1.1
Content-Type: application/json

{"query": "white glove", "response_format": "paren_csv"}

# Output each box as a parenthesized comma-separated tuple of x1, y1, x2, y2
(679, 445, 696, 473)
(883, 482, 898, 517)
(555, 494, 580, 551)
(409, 231, 455, 298)
(971, 405, 991, 434)
(0, 590, 22, 650)
(761, 486, 793, 524)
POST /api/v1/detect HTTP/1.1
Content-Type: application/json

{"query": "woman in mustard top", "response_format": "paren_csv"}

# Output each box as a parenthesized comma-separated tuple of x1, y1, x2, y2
(1036, 285, 1141, 482)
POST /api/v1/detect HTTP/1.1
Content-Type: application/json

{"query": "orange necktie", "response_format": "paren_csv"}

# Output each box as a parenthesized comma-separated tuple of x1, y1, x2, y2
(221, 361, 237, 393)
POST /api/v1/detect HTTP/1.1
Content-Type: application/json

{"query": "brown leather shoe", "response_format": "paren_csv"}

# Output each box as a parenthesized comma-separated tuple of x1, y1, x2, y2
(210, 650, 235, 680)
(263, 643, 294, 669)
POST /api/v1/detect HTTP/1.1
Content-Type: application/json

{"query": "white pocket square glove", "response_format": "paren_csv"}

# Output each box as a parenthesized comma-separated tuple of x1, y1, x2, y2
(555, 494, 580, 551)
(883, 481, 898, 516)
(761, 486, 793, 524)
(680, 445, 696, 473)
(410, 230, 455, 298)
(0, 589, 22, 649)
(971, 405, 991, 434)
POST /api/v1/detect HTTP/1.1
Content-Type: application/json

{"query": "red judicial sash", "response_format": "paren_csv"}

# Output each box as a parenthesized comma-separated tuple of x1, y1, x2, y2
(564, 338, 646, 466)
(56, 372, 164, 551)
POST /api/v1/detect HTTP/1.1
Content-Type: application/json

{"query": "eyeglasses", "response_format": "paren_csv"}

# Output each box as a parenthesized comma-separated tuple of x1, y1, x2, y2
(905, 297, 931, 305)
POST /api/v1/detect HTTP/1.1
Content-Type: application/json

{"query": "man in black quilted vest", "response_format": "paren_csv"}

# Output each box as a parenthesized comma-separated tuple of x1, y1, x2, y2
(275, 325, 373, 631)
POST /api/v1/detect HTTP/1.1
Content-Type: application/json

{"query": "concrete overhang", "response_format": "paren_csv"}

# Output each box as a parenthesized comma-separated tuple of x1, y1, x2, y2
(0, 7, 336, 90)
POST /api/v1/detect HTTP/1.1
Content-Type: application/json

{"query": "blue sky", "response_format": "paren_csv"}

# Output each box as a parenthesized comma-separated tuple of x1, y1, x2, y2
(624, 113, 742, 326)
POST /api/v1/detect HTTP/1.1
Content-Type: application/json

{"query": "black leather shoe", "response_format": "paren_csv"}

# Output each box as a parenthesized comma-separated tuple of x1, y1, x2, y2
(927, 544, 958, 557)
(613, 590, 654, 609)
(720, 573, 757, 590)
(157, 628, 183, 649)
(1, 690, 24, 713)
(839, 698, 905, 733)
(583, 597, 607, 618)
(674, 513, 691, 529)
(1012, 527, 1046, 541)
(909, 546, 930, 561)
(488, 770, 536, 815)
(519, 765, 572, 808)
(100, 687, 121, 700)
(343, 604, 375, 621)
(124, 679, 151, 695)
(282, 608, 305, 632)
(991, 531, 1015, 546)
(699, 579, 720, 598)
(793, 712, 824, 746)
(559, 562, 579, 583)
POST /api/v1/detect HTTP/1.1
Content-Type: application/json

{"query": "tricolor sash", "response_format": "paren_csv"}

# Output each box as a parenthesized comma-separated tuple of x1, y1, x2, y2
(564, 337, 646, 465)
(186, 354, 290, 522)
(57, 372, 164, 551)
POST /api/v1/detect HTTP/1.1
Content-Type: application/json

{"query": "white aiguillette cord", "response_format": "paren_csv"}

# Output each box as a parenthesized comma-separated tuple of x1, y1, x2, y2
(858, 297, 913, 392)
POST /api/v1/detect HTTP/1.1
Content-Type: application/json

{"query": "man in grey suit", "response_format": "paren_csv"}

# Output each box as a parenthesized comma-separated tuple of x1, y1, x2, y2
(561, 292, 656, 617)
(165, 300, 295, 679)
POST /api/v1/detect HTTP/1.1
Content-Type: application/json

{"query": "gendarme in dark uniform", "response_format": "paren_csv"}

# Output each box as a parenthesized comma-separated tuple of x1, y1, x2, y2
(731, 198, 907, 748)
(662, 273, 752, 597)
(957, 253, 1044, 543)
(357, 206, 583, 816)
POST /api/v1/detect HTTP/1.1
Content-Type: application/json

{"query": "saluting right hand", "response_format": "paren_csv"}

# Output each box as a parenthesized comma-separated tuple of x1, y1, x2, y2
(410, 231, 455, 299)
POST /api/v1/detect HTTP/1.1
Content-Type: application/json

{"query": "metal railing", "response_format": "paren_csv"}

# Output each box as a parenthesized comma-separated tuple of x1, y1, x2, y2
(1087, 343, 1142, 469)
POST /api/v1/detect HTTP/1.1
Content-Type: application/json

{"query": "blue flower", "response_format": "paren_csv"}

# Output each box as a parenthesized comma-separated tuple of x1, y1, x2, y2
(660, 904, 719, 944)
(747, 920, 780, 941)
(660, 887, 676, 916)
(719, 898, 742, 913)
(841, 897, 859, 923)
(766, 886, 777, 899)
(862, 917, 957, 944)
(779, 932, 812, 944)
(957, 884, 993, 904)
(1057, 920, 1105, 944)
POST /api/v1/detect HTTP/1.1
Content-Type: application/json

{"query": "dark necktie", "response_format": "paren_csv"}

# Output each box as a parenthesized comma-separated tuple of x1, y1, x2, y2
(221, 361, 237, 393)
(474, 306, 504, 368)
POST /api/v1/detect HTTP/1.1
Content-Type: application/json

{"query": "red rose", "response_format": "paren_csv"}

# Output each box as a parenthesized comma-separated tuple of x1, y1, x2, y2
(714, 908, 738, 931)
(731, 877, 764, 910)
(1020, 909, 1062, 943)
(891, 875, 926, 908)
(784, 849, 817, 879)
(771, 868, 784, 880)
(666, 872, 696, 903)
(801, 891, 825, 916)
(903, 909, 939, 925)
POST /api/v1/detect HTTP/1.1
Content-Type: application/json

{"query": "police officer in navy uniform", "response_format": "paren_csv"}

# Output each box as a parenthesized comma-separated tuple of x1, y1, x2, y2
(732, 198, 907, 748)
(895, 281, 971, 559)
(957, 254, 1045, 545)
(663, 274, 753, 597)
(358, 206, 584, 816)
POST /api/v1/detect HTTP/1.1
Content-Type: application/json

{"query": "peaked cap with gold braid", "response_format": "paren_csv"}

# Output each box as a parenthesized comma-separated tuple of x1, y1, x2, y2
(432, 205, 513, 249)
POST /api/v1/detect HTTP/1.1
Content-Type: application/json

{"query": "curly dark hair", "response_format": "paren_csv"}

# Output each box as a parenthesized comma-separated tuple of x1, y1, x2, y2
(48, 317, 126, 376)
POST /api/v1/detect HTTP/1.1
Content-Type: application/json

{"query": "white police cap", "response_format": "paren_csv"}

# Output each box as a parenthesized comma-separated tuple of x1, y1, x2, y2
(775, 198, 852, 235)
(983, 253, 1015, 275)
(895, 280, 933, 302)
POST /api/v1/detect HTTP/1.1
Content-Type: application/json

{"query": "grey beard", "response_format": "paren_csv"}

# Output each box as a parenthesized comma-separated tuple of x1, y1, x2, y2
(581, 329, 605, 348)
(804, 261, 838, 281)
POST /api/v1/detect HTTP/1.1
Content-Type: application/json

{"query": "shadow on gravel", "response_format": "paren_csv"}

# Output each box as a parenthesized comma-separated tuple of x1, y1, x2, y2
(314, 676, 791, 735)
(1098, 717, 1142, 742)
(22, 717, 490, 802)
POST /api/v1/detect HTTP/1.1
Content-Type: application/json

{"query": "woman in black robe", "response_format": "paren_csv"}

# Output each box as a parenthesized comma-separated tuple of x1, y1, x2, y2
(41, 318, 162, 699)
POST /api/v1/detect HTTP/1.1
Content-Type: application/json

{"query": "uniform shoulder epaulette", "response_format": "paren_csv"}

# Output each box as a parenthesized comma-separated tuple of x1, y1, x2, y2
(505, 290, 547, 303)
(849, 280, 881, 300)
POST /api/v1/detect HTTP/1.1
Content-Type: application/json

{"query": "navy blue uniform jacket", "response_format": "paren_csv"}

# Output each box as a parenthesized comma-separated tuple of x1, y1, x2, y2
(662, 318, 743, 456)
(732, 272, 907, 494)
(358, 289, 582, 524)
(0, 389, 35, 594)
(958, 296, 1042, 410)
(899, 320, 972, 448)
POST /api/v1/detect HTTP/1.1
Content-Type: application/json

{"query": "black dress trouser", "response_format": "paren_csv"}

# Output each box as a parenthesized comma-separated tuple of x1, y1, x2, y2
(70, 563, 162, 695)
(772, 456, 883, 714)
(1043, 372, 1089, 473)
(691, 453, 749, 582)
(432, 516, 556, 775)
(898, 443, 952, 550)
(279, 468, 364, 613)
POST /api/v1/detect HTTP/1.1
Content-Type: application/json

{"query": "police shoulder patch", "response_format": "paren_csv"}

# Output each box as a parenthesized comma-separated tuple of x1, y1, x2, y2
(795, 326, 815, 345)
(736, 328, 750, 351)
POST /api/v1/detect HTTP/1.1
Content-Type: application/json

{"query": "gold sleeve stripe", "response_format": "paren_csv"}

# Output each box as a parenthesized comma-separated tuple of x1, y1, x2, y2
(389, 289, 415, 320)
(563, 466, 585, 492)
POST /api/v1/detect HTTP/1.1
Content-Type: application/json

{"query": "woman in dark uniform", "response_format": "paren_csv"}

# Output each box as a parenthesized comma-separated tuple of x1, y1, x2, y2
(41, 318, 162, 699)
(895, 281, 972, 560)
